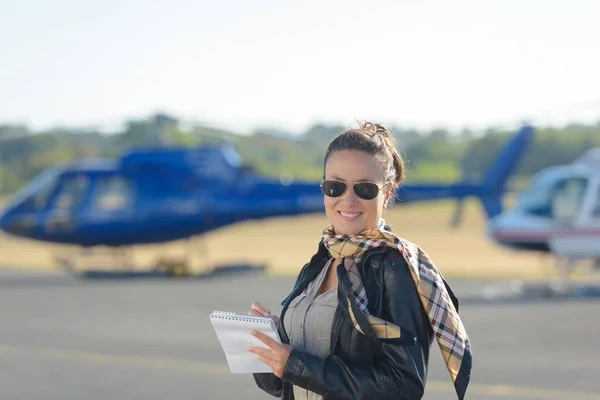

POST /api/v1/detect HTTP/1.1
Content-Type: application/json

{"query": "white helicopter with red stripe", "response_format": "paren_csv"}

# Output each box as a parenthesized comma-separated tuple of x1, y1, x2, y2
(487, 148, 600, 282)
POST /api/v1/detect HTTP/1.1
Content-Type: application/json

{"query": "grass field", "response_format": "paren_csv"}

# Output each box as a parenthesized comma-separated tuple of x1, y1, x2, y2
(0, 199, 564, 279)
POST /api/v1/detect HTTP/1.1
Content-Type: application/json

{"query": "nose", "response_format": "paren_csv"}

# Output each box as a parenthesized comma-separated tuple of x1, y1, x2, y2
(341, 185, 359, 204)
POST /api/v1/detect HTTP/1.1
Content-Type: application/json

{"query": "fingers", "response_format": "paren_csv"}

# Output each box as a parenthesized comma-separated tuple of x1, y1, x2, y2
(247, 341, 291, 379)
(246, 345, 271, 357)
(251, 330, 279, 348)
(256, 354, 275, 369)
(251, 302, 268, 316)
(248, 310, 263, 317)
(246, 346, 279, 368)
(246, 346, 279, 370)
(252, 352, 280, 376)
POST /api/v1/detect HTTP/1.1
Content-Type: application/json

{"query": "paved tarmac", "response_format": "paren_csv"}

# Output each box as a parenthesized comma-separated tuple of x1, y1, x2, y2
(1, 268, 599, 400)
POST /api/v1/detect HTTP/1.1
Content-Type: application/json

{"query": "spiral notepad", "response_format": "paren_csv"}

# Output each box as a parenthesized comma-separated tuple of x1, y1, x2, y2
(210, 310, 281, 373)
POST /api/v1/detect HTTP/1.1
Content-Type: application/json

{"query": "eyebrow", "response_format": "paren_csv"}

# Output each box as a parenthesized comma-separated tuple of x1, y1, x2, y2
(327, 175, 377, 183)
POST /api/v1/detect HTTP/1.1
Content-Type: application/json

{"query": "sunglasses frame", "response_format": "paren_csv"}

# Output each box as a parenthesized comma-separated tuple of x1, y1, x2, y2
(320, 179, 388, 200)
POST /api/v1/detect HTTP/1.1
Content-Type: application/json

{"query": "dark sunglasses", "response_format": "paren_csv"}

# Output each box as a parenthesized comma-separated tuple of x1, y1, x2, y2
(320, 180, 386, 200)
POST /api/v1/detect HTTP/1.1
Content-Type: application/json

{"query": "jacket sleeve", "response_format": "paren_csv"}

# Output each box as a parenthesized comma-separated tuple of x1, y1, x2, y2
(252, 373, 282, 398)
(280, 253, 431, 400)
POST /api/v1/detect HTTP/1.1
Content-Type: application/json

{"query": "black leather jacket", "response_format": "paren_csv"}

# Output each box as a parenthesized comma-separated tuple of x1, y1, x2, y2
(253, 242, 459, 399)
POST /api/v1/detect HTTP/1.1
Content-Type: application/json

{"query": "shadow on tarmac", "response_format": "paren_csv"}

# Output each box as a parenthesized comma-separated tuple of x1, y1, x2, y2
(0, 264, 266, 289)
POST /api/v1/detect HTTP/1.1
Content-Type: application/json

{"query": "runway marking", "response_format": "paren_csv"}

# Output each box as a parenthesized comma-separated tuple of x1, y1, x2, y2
(425, 381, 600, 399)
(0, 344, 230, 375)
(1, 344, 599, 399)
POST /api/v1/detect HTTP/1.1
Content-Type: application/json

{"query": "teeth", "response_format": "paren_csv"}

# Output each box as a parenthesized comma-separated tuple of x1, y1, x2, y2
(340, 212, 361, 218)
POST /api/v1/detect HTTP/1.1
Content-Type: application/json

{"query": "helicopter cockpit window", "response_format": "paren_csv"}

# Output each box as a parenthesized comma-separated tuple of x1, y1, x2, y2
(32, 178, 59, 210)
(51, 175, 90, 210)
(517, 173, 559, 217)
(90, 176, 133, 211)
(7, 168, 60, 211)
(19, 176, 59, 210)
(519, 175, 588, 220)
(550, 177, 588, 222)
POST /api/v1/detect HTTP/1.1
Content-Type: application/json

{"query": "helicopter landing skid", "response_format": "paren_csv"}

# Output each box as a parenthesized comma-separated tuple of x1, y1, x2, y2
(52, 236, 218, 278)
(54, 247, 136, 276)
(480, 256, 600, 301)
(481, 278, 600, 302)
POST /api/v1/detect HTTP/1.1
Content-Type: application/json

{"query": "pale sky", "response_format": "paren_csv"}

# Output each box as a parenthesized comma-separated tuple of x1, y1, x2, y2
(1, 0, 599, 134)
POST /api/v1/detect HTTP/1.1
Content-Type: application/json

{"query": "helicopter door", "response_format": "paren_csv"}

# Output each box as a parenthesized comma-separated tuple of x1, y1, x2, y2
(549, 177, 600, 259)
(591, 181, 600, 221)
(547, 176, 588, 258)
(549, 176, 588, 226)
(44, 174, 90, 234)
(88, 175, 134, 213)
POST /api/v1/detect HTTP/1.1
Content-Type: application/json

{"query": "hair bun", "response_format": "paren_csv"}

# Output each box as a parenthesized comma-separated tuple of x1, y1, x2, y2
(360, 121, 392, 140)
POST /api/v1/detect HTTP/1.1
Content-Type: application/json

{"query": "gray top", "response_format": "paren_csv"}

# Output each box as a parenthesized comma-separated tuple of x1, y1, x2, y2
(283, 258, 339, 400)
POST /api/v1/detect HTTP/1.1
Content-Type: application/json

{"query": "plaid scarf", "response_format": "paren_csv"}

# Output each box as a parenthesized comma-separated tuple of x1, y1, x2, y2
(322, 219, 471, 399)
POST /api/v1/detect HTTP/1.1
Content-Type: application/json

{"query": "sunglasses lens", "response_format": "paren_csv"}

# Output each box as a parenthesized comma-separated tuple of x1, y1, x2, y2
(321, 181, 347, 197)
(354, 182, 380, 200)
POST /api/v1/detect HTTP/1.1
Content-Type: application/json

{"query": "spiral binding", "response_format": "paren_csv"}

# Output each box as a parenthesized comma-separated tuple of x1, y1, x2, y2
(210, 310, 271, 324)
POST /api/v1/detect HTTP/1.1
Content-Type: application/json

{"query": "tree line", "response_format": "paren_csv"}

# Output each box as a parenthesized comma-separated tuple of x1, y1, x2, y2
(1, 113, 599, 194)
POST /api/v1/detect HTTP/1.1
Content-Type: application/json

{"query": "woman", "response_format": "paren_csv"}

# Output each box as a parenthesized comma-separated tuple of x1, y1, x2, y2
(247, 121, 472, 399)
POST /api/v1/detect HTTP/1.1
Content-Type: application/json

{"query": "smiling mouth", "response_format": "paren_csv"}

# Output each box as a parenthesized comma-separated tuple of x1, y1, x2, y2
(338, 211, 362, 220)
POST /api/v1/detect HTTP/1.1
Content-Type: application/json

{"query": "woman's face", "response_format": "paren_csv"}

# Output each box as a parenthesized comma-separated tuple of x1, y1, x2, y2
(323, 150, 392, 235)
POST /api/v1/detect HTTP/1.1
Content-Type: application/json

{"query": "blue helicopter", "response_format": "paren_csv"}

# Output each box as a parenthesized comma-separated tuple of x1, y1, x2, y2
(0, 125, 533, 274)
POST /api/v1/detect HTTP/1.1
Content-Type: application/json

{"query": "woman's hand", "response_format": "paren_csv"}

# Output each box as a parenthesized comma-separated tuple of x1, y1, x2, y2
(249, 301, 280, 328)
(246, 330, 292, 378)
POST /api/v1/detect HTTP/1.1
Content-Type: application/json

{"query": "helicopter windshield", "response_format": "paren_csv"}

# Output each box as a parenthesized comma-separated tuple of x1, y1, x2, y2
(517, 170, 588, 220)
(5, 167, 61, 210)
(50, 174, 90, 210)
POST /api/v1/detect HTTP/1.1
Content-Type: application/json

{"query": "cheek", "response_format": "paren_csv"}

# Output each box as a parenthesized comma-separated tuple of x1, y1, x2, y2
(324, 197, 337, 214)
(364, 199, 381, 216)
(364, 197, 385, 218)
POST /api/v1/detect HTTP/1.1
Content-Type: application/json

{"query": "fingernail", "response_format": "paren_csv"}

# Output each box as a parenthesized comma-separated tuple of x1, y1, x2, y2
(251, 330, 256, 335)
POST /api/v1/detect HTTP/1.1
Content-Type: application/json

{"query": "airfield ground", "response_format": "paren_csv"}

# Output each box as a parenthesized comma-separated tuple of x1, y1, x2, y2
(1, 201, 599, 399)
(1, 270, 599, 400)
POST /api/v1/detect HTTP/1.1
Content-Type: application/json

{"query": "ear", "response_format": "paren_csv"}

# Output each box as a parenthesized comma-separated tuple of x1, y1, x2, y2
(383, 183, 393, 208)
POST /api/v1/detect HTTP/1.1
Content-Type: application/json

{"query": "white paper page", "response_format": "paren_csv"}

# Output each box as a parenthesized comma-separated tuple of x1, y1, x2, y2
(210, 312, 281, 373)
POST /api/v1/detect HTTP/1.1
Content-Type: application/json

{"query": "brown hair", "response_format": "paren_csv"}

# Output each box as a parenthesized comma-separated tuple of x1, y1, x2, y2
(323, 120, 405, 189)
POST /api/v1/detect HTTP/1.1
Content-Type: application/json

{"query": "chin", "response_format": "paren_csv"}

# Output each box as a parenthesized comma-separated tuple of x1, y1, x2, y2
(334, 220, 367, 236)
